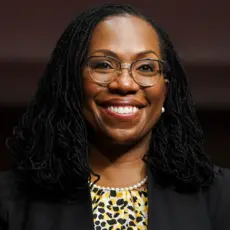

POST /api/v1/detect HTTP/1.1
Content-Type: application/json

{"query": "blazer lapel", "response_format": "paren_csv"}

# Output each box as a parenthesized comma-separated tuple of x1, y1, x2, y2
(147, 170, 176, 230)
(147, 169, 210, 230)
(61, 188, 95, 230)
(9, 188, 95, 230)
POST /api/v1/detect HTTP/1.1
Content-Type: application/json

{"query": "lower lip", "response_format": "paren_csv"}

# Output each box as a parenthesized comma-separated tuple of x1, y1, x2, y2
(101, 107, 141, 120)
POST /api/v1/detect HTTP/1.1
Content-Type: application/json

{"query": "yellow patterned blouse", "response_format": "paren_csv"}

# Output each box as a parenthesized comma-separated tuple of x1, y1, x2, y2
(90, 187, 148, 230)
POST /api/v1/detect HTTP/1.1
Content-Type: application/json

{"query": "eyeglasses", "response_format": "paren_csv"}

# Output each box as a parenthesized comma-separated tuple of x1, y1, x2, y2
(85, 55, 169, 87)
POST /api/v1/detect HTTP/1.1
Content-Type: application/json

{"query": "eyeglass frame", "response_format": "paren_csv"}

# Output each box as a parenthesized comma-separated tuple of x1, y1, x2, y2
(84, 55, 170, 87)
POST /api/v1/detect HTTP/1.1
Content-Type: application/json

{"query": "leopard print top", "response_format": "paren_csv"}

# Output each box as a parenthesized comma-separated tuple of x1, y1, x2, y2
(90, 187, 148, 230)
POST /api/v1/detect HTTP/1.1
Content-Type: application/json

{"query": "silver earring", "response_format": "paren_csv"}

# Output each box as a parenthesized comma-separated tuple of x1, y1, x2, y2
(162, 107, 165, 113)
(164, 79, 170, 83)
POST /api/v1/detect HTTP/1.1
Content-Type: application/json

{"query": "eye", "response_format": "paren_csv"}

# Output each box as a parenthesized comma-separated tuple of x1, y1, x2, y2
(94, 61, 113, 70)
(137, 63, 155, 72)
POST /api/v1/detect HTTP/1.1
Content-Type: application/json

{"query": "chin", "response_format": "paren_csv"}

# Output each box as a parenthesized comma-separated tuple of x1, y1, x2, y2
(105, 129, 145, 146)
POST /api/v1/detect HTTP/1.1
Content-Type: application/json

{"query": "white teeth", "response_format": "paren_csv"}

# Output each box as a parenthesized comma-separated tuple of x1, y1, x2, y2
(108, 106, 139, 114)
(132, 107, 138, 113)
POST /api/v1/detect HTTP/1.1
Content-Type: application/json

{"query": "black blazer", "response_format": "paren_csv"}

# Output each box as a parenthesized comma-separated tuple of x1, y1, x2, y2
(0, 167, 230, 230)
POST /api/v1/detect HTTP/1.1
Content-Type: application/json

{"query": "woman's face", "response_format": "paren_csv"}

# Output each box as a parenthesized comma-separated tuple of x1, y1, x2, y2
(82, 15, 167, 145)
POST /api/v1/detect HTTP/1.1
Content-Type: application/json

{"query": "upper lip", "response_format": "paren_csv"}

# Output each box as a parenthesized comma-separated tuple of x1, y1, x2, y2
(98, 98, 147, 108)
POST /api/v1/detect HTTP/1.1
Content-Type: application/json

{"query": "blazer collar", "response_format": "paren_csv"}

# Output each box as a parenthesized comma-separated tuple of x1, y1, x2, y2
(71, 168, 210, 230)
(8, 169, 210, 230)
(73, 168, 161, 230)
(73, 168, 156, 230)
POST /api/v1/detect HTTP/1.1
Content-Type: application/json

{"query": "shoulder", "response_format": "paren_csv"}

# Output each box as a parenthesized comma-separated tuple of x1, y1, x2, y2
(0, 170, 18, 223)
(207, 166, 230, 229)
(0, 170, 18, 199)
(210, 165, 230, 190)
(209, 166, 230, 200)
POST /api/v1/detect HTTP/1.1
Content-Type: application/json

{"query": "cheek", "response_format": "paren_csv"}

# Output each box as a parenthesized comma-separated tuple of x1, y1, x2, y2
(82, 68, 98, 105)
(142, 83, 166, 132)
(145, 80, 167, 106)
(83, 79, 93, 102)
(83, 79, 96, 112)
(82, 77, 103, 125)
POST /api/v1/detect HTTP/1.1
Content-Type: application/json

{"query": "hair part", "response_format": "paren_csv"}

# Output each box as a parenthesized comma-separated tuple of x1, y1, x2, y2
(6, 3, 214, 199)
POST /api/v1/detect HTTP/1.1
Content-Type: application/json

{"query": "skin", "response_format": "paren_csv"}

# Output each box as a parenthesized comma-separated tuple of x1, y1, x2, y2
(82, 15, 168, 187)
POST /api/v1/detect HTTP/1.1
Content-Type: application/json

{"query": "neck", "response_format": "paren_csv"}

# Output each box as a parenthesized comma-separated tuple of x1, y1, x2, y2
(88, 133, 151, 187)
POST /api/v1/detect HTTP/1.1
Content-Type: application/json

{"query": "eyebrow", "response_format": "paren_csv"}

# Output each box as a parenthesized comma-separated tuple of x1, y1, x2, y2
(136, 50, 159, 58)
(90, 49, 160, 59)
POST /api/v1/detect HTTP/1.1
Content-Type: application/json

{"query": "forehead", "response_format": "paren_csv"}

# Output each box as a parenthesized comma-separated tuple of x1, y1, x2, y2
(87, 15, 161, 59)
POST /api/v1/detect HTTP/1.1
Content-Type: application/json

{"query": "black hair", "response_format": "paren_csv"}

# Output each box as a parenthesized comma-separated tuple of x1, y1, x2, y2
(6, 3, 214, 199)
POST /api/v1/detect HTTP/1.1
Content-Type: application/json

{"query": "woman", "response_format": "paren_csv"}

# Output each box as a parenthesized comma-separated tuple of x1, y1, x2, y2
(0, 3, 229, 230)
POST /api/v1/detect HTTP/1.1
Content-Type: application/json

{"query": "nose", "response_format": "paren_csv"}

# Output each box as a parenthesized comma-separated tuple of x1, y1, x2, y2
(108, 69, 140, 95)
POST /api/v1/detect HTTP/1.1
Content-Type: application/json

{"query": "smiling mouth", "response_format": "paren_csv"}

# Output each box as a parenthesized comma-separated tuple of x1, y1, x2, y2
(97, 98, 146, 118)
(107, 106, 139, 115)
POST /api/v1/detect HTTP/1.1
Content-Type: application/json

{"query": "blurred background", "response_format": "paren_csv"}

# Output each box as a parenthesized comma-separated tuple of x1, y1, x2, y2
(0, 0, 229, 170)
